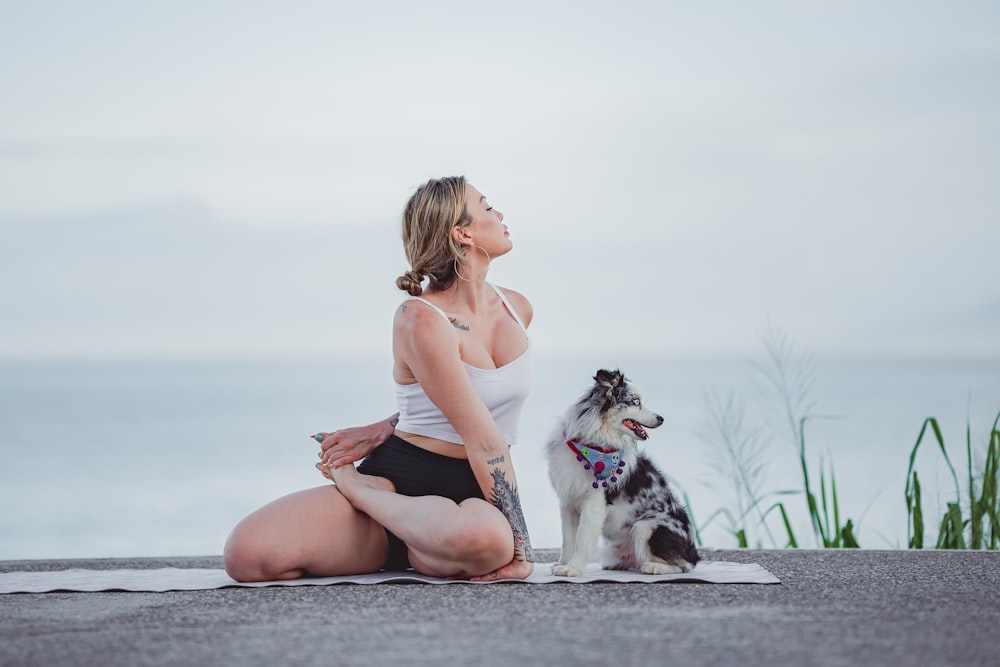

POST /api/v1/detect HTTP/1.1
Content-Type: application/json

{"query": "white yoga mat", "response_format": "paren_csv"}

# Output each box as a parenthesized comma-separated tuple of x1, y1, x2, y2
(0, 560, 778, 593)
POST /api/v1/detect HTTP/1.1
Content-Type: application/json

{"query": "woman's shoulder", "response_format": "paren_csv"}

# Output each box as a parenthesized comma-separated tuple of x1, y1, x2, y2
(494, 285, 533, 328)
(394, 295, 449, 328)
(393, 296, 459, 359)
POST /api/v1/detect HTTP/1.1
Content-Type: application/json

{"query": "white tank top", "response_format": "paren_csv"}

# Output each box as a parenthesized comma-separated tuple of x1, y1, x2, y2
(394, 284, 532, 445)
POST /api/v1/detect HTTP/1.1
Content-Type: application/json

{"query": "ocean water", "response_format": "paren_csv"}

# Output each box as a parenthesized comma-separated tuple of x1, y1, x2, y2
(1, 356, 998, 560)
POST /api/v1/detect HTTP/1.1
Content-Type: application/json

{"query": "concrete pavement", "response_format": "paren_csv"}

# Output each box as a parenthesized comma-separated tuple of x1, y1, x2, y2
(2, 549, 998, 667)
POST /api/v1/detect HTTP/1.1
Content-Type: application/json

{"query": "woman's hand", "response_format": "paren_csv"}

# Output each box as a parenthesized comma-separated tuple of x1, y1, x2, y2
(470, 558, 534, 582)
(313, 414, 397, 467)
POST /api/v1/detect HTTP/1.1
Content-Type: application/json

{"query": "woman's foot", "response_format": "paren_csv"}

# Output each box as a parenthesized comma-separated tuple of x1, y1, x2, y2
(315, 462, 395, 497)
(315, 461, 336, 482)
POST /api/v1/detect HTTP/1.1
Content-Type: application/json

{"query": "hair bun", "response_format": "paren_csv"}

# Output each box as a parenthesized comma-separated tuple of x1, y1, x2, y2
(396, 270, 424, 296)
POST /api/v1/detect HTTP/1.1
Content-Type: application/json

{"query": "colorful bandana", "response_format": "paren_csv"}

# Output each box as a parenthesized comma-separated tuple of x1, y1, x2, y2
(566, 439, 626, 488)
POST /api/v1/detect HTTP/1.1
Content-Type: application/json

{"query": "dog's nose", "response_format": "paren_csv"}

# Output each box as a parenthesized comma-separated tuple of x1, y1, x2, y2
(656, 415, 664, 425)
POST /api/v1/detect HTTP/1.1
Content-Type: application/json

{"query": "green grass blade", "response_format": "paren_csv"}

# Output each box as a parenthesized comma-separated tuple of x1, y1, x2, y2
(831, 462, 843, 548)
(905, 418, 959, 495)
(967, 415, 981, 549)
(778, 502, 798, 548)
(799, 419, 820, 541)
(986, 421, 1000, 549)
(909, 471, 923, 549)
(906, 417, 962, 548)
(905, 418, 933, 490)
(805, 490, 827, 546)
(928, 418, 962, 501)
(935, 503, 967, 550)
(762, 501, 799, 548)
(735, 528, 748, 548)
(819, 460, 832, 546)
(905, 419, 933, 548)
(935, 509, 953, 549)
(841, 519, 860, 548)
(988, 415, 1000, 549)
(798, 415, 831, 547)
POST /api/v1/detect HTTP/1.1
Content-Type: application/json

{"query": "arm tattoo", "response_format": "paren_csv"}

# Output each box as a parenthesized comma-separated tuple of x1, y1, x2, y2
(389, 414, 399, 428)
(488, 467, 535, 563)
(486, 454, 505, 466)
(449, 317, 470, 332)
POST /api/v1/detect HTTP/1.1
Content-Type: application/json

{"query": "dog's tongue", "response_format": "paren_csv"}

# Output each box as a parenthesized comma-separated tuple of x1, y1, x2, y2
(623, 419, 648, 440)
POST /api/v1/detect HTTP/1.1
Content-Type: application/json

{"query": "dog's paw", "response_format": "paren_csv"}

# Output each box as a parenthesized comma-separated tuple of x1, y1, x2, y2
(552, 564, 585, 577)
(640, 561, 687, 575)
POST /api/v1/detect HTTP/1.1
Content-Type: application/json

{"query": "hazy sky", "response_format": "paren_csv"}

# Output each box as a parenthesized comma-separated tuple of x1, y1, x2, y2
(2, 0, 998, 361)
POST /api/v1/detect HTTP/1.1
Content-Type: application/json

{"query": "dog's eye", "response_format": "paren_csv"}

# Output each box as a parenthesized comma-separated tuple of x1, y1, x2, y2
(631, 397, 641, 406)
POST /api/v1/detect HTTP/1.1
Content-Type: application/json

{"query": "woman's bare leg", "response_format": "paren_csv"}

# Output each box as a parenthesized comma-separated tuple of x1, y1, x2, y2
(223, 483, 391, 582)
(326, 463, 514, 578)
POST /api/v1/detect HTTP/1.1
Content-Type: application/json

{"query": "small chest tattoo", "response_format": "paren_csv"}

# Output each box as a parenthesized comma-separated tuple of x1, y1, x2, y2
(449, 318, 470, 332)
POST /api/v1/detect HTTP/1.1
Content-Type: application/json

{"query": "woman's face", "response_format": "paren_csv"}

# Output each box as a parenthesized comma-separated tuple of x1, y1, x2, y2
(463, 184, 512, 258)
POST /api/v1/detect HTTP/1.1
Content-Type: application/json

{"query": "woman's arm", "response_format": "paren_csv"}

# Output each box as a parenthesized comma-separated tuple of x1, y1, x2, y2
(394, 301, 535, 571)
(315, 413, 399, 468)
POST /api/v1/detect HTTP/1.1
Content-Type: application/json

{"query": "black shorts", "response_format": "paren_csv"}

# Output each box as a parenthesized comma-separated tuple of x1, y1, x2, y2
(356, 434, 484, 570)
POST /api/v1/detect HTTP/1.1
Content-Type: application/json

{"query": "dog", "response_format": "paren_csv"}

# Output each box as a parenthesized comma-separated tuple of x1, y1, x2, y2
(545, 369, 699, 576)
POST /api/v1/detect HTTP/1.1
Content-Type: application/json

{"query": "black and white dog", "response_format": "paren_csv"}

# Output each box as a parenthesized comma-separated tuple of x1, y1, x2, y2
(545, 369, 699, 576)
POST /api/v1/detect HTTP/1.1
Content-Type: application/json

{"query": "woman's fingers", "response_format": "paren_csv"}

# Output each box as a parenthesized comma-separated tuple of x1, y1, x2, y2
(312, 424, 383, 466)
(311, 432, 358, 466)
(312, 432, 341, 452)
(312, 432, 334, 447)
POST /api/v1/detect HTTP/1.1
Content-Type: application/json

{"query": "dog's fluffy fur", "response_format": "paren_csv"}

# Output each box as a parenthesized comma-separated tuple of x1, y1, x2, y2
(545, 369, 699, 576)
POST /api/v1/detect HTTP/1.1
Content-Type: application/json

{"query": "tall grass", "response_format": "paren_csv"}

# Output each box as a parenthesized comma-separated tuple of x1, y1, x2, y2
(906, 412, 1000, 549)
(696, 328, 997, 550)
(796, 416, 860, 548)
(699, 327, 858, 549)
(697, 389, 797, 547)
(755, 329, 859, 548)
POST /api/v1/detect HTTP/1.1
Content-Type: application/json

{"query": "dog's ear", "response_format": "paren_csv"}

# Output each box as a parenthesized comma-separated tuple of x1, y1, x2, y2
(594, 369, 624, 389)
(594, 370, 615, 402)
(594, 368, 625, 387)
(594, 369, 625, 411)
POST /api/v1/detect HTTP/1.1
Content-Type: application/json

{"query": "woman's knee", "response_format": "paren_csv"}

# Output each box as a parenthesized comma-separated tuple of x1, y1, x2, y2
(223, 520, 277, 582)
(223, 524, 256, 581)
(222, 509, 312, 582)
(454, 500, 515, 565)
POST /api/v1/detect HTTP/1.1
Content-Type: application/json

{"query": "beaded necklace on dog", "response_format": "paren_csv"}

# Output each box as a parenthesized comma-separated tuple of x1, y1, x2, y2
(565, 439, 626, 488)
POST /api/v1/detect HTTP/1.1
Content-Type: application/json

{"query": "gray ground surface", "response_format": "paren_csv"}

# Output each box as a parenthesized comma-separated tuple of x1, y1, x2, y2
(2, 549, 998, 667)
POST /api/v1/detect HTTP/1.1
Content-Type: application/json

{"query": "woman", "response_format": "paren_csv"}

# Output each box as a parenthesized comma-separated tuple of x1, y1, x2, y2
(224, 176, 535, 582)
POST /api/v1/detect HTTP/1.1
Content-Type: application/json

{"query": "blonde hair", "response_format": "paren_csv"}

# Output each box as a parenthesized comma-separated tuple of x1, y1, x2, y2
(395, 176, 473, 296)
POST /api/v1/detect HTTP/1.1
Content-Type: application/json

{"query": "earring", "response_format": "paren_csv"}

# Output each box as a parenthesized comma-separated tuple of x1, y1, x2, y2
(454, 259, 470, 282)
(469, 245, 492, 262)
(454, 244, 490, 283)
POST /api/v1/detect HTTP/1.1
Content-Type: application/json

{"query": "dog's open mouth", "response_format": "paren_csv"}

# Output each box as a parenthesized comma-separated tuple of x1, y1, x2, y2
(623, 419, 649, 440)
